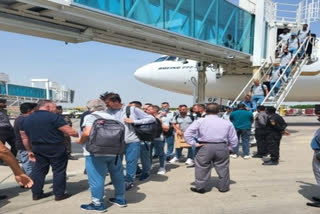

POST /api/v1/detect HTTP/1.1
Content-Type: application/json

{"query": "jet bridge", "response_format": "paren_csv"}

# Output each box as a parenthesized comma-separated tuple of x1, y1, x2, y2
(0, 0, 256, 73)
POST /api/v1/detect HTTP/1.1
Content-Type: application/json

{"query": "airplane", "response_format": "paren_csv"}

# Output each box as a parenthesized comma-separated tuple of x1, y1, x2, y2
(134, 42, 320, 102)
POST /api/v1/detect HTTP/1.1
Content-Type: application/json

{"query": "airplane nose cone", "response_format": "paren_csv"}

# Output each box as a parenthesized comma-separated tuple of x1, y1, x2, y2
(134, 65, 152, 83)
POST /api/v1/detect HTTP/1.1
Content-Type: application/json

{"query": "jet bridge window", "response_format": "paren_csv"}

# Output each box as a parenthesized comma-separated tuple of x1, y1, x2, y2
(154, 56, 168, 62)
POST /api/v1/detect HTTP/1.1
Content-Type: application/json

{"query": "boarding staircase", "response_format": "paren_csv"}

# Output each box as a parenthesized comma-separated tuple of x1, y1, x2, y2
(230, 36, 313, 110)
(261, 37, 313, 109)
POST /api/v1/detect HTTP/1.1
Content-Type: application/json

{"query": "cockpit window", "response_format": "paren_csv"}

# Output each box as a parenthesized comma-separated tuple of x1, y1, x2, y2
(166, 56, 176, 61)
(154, 56, 168, 62)
(178, 57, 186, 61)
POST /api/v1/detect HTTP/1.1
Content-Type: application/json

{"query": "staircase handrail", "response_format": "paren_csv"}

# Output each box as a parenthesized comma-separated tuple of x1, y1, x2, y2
(230, 41, 282, 107)
(261, 36, 312, 106)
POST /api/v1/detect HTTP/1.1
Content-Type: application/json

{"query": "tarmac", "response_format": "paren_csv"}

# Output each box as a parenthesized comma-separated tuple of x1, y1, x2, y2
(0, 116, 320, 214)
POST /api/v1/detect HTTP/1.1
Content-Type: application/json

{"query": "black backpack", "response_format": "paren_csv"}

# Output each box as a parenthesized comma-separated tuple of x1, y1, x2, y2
(268, 114, 287, 132)
(163, 124, 174, 137)
(154, 118, 163, 138)
(126, 106, 157, 142)
(86, 114, 126, 155)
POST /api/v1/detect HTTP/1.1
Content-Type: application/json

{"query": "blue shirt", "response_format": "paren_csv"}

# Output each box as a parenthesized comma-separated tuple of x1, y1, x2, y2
(230, 109, 253, 130)
(241, 100, 254, 112)
(311, 129, 320, 150)
(21, 110, 67, 144)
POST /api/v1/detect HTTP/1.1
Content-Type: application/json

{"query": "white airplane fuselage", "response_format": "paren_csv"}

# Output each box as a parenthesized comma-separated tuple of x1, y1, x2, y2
(134, 47, 320, 102)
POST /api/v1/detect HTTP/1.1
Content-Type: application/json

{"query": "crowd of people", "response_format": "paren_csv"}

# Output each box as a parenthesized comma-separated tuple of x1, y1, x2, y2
(239, 24, 315, 112)
(0, 90, 295, 212)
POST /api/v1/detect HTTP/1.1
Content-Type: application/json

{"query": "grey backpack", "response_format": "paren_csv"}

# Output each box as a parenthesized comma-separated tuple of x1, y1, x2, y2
(86, 114, 126, 155)
(0, 111, 11, 128)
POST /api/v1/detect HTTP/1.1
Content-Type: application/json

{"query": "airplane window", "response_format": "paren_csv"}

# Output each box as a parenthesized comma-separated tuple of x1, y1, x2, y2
(154, 56, 168, 62)
(166, 56, 176, 61)
(178, 57, 185, 61)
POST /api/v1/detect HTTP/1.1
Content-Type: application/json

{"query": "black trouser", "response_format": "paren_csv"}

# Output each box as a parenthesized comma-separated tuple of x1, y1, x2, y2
(32, 143, 68, 197)
(0, 128, 17, 157)
(265, 131, 282, 162)
(255, 128, 268, 156)
(64, 136, 72, 155)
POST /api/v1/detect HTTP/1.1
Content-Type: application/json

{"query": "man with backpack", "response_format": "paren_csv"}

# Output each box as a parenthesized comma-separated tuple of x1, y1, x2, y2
(146, 105, 166, 174)
(262, 107, 287, 166)
(249, 79, 268, 111)
(77, 99, 126, 212)
(170, 105, 195, 165)
(101, 92, 155, 191)
(252, 105, 268, 158)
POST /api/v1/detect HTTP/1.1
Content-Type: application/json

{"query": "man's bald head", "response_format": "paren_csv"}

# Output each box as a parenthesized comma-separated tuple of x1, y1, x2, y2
(206, 103, 220, 115)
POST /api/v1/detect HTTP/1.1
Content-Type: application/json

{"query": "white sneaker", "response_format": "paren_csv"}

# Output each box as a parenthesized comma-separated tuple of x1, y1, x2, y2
(243, 155, 251, 160)
(157, 167, 166, 175)
(169, 157, 179, 163)
(230, 154, 238, 159)
(185, 158, 194, 165)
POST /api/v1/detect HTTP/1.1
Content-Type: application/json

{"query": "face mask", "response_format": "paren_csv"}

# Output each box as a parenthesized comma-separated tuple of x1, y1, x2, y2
(162, 108, 169, 112)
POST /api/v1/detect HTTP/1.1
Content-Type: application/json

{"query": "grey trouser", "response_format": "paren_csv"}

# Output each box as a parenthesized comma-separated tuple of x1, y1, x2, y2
(195, 143, 230, 191)
(313, 151, 320, 185)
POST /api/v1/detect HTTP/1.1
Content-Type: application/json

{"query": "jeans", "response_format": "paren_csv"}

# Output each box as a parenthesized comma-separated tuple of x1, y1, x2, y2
(288, 48, 298, 55)
(234, 129, 251, 156)
(140, 142, 151, 175)
(280, 65, 291, 77)
(124, 142, 140, 183)
(18, 150, 34, 177)
(251, 95, 265, 110)
(175, 147, 195, 160)
(270, 81, 280, 96)
(151, 140, 165, 168)
(85, 155, 125, 206)
(164, 135, 174, 158)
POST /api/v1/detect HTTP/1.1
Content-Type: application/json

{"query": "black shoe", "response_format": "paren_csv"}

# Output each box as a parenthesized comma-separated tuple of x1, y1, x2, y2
(125, 182, 134, 191)
(0, 195, 7, 200)
(190, 187, 206, 194)
(68, 155, 78, 160)
(312, 197, 320, 202)
(252, 154, 263, 158)
(55, 194, 71, 201)
(33, 192, 52, 200)
(307, 202, 320, 208)
(262, 160, 278, 166)
(219, 189, 230, 193)
(136, 167, 142, 177)
(83, 169, 87, 175)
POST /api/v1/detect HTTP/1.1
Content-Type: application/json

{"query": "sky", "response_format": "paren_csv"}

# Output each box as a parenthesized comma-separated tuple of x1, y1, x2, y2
(0, 0, 319, 107)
